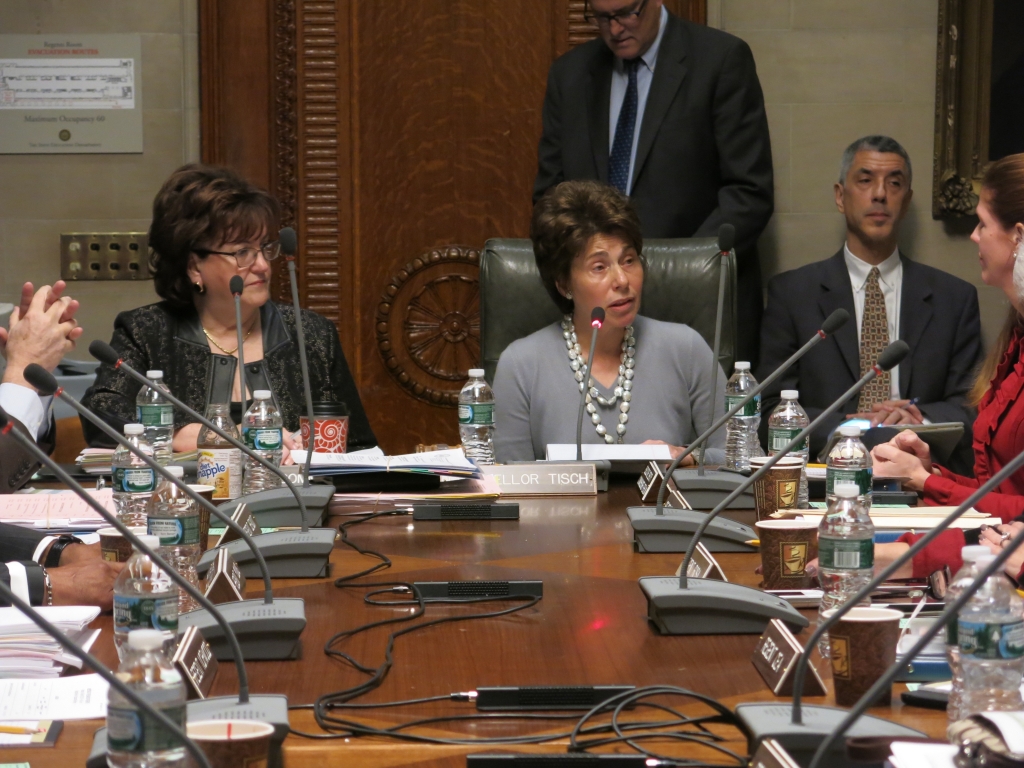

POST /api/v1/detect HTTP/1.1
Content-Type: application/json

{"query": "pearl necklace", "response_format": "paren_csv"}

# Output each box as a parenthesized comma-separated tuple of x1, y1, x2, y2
(562, 315, 636, 444)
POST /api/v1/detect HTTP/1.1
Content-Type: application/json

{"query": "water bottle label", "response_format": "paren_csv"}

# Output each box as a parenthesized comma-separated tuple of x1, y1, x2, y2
(136, 404, 174, 427)
(725, 394, 760, 417)
(459, 403, 494, 425)
(818, 537, 874, 570)
(825, 468, 872, 495)
(242, 427, 283, 451)
(147, 515, 200, 546)
(769, 427, 806, 453)
(107, 704, 186, 753)
(113, 594, 178, 633)
(959, 620, 1024, 659)
(197, 448, 242, 499)
(113, 467, 155, 494)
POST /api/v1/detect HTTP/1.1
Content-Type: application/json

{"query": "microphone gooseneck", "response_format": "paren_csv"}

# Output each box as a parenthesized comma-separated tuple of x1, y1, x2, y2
(229, 275, 248, 416)
(807, 512, 1024, 768)
(280, 226, 316, 487)
(0, 579, 212, 768)
(22, 364, 274, 606)
(653, 307, 850, 516)
(575, 307, 606, 463)
(677, 340, 909, 587)
(0, 408, 251, 704)
(89, 340, 312, 533)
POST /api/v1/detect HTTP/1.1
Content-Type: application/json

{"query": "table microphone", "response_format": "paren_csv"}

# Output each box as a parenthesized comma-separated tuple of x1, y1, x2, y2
(627, 308, 850, 551)
(89, 340, 336, 535)
(0, 580, 213, 768)
(576, 306, 605, 462)
(0, 409, 292, 737)
(696, 222, 734, 474)
(229, 275, 249, 416)
(638, 340, 909, 636)
(279, 226, 317, 487)
(735, 440, 1024, 764)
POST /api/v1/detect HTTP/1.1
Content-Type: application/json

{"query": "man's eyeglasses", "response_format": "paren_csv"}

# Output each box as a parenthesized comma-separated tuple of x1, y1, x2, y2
(194, 241, 282, 269)
(584, 0, 649, 28)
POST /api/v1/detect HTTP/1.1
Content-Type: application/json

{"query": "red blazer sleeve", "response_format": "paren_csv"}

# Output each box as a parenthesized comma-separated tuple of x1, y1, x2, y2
(896, 529, 967, 578)
(923, 471, 1024, 523)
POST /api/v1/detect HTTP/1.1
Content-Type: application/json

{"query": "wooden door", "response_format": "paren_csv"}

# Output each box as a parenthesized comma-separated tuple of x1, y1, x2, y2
(201, 0, 706, 452)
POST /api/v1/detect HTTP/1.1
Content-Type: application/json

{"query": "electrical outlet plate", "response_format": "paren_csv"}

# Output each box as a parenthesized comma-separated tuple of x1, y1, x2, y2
(61, 233, 150, 281)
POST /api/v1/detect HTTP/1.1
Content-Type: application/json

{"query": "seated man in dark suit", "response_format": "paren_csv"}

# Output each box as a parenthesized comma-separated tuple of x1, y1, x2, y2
(757, 135, 983, 473)
(0, 282, 122, 609)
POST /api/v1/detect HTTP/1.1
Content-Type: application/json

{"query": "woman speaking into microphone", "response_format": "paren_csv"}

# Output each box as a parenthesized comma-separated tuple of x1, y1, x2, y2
(493, 181, 727, 463)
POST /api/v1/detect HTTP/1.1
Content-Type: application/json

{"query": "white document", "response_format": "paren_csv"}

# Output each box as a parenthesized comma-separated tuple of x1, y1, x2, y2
(545, 443, 672, 461)
(888, 741, 957, 768)
(978, 711, 1024, 754)
(0, 674, 108, 720)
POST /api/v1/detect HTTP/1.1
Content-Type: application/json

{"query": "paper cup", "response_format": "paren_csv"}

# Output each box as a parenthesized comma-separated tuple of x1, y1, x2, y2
(750, 455, 804, 520)
(99, 526, 147, 563)
(823, 607, 903, 706)
(187, 485, 215, 553)
(755, 519, 819, 589)
(187, 720, 274, 768)
(299, 415, 349, 454)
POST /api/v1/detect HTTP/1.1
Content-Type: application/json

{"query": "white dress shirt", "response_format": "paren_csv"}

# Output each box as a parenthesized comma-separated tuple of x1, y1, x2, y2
(608, 5, 669, 195)
(0, 382, 51, 439)
(844, 244, 901, 400)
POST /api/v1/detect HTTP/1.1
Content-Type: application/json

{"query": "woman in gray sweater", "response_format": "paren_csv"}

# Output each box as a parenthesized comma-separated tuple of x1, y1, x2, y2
(493, 181, 727, 464)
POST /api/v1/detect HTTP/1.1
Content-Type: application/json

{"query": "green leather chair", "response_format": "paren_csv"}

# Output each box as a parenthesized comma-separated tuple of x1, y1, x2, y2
(479, 237, 737, 384)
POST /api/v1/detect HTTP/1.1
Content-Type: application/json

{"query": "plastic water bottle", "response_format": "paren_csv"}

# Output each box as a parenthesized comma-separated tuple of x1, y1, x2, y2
(136, 371, 174, 466)
(197, 403, 242, 501)
(147, 466, 200, 614)
(724, 362, 762, 472)
(106, 628, 187, 768)
(113, 424, 156, 528)
(241, 390, 284, 494)
(113, 535, 178, 661)
(458, 369, 495, 465)
(767, 389, 810, 508)
(947, 546, 994, 721)
(958, 554, 1024, 716)
(826, 425, 872, 504)
(817, 483, 874, 658)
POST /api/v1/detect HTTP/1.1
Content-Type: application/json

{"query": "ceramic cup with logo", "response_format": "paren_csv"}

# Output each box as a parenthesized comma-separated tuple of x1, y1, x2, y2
(299, 402, 349, 454)
(750, 455, 805, 521)
(754, 518, 819, 589)
(823, 606, 903, 706)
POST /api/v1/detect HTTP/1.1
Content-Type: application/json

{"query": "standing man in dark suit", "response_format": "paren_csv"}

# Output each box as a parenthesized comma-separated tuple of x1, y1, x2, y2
(757, 136, 983, 473)
(534, 0, 774, 362)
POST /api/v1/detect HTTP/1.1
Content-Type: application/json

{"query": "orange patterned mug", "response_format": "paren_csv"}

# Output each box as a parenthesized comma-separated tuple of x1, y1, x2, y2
(299, 402, 349, 453)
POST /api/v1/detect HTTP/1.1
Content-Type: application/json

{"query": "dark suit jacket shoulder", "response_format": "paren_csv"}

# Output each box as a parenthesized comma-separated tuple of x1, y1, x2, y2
(757, 249, 983, 469)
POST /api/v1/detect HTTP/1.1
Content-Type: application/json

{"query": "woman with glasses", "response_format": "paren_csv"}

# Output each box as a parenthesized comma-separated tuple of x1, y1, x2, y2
(82, 163, 376, 456)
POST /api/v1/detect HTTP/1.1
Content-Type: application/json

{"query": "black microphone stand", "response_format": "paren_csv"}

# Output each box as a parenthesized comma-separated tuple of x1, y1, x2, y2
(229, 276, 249, 417)
(576, 307, 605, 462)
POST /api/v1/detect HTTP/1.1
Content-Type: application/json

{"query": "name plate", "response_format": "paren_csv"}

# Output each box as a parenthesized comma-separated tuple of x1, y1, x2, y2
(751, 739, 803, 768)
(172, 625, 219, 699)
(218, 503, 259, 545)
(203, 548, 246, 604)
(637, 461, 667, 502)
(751, 619, 826, 697)
(674, 542, 727, 581)
(481, 464, 597, 496)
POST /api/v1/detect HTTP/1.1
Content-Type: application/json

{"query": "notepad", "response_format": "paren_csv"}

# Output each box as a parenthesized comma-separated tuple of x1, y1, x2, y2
(0, 675, 108, 720)
(0, 720, 62, 748)
(0, 489, 113, 529)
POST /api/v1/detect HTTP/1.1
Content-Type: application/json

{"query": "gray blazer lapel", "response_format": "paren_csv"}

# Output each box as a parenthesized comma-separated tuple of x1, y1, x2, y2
(586, 52, 613, 182)
(819, 250, 860, 381)
(632, 14, 688, 188)
(897, 257, 933, 397)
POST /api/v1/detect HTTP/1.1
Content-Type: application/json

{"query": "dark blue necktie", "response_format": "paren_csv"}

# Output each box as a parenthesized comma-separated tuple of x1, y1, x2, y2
(609, 58, 640, 194)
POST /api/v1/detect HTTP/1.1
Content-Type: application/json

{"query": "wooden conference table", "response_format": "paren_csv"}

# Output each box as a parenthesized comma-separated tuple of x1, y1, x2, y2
(8, 480, 947, 767)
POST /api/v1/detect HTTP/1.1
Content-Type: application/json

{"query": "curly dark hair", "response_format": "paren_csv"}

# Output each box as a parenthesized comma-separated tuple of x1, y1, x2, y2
(149, 163, 281, 307)
(530, 180, 644, 315)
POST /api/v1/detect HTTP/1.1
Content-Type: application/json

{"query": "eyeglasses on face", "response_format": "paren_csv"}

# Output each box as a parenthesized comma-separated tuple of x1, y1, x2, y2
(194, 241, 282, 269)
(584, 0, 649, 28)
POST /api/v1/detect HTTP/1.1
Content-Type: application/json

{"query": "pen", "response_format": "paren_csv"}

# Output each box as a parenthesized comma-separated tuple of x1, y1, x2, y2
(907, 397, 920, 407)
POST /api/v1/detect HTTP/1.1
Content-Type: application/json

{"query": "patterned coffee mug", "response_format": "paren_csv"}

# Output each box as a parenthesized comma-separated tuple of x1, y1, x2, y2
(299, 402, 349, 453)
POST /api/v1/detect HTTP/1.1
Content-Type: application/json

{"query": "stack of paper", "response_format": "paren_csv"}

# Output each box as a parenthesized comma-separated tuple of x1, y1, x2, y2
(330, 474, 502, 511)
(0, 606, 101, 678)
(0, 488, 113, 530)
(292, 447, 481, 479)
(75, 448, 198, 474)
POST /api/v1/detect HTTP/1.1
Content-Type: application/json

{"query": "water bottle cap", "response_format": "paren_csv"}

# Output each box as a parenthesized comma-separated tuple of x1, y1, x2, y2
(134, 534, 161, 551)
(976, 554, 998, 569)
(165, 466, 184, 478)
(146, 370, 163, 379)
(833, 483, 859, 498)
(961, 545, 992, 562)
(467, 369, 484, 377)
(128, 629, 166, 651)
(781, 390, 799, 400)
(253, 390, 272, 400)
(733, 361, 750, 371)
(124, 423, 144, 435)
(838, 425, 862, 437)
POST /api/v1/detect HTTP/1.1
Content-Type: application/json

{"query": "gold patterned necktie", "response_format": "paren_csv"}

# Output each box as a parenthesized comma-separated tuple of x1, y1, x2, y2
(857, 267, 891, 411)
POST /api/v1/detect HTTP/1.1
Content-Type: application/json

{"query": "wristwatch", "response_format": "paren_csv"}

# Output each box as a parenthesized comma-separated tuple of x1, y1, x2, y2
(43, 534, 83, 568)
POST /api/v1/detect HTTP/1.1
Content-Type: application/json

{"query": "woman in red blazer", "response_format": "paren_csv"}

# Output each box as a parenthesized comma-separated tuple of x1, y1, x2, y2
(873, 153, 1024, 580)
